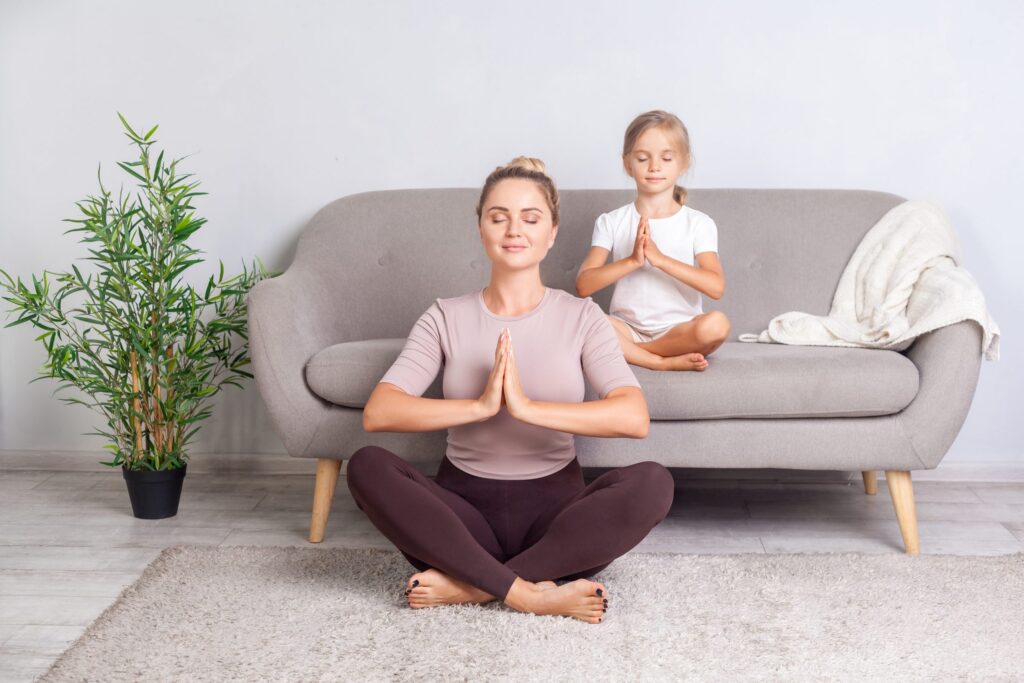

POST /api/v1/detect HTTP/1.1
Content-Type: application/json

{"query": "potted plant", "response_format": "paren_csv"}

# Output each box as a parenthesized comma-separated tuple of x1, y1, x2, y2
(0, 113, 278, 519)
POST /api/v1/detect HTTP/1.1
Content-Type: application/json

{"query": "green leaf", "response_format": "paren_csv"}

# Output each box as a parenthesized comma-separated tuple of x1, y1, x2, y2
(116, 162, 146, 183)
(117, 112, 141, 139)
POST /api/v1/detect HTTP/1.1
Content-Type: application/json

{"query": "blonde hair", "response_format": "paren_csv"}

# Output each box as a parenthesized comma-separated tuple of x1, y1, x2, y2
(622, 110, 692, 206)
(476, 155, 560, 224)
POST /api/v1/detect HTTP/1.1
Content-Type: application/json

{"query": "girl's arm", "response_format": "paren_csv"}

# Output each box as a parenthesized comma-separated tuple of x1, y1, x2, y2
(575, 247, 641, 298)
(576, 218, 650, 298)
(645, 248, 725, 300)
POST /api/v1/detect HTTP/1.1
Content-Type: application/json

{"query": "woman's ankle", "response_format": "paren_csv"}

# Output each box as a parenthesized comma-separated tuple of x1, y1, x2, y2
(503, 576, 539, 611)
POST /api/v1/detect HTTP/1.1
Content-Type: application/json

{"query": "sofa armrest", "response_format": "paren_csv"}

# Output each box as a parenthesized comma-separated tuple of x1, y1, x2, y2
(896, 320, 983, 469)
(247, 267, 339, 457)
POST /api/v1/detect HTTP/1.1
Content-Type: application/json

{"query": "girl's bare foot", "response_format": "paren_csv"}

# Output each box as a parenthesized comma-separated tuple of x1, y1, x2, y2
(504, 577, 608, 624)
(535, 580, 558, 591)
(405, 568, 494, 608)
(661, 352, 707, 372)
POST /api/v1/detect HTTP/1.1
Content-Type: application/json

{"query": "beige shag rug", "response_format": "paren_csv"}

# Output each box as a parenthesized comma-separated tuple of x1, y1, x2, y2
(40, 546, 1024, 682)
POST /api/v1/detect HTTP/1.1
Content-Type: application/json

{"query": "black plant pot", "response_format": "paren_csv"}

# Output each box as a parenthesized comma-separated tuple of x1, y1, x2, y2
(122, 463, 187, 519)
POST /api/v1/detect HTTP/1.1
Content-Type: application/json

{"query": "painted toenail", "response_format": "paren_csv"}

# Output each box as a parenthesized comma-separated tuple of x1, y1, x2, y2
(596, 589, 603, 597)
(412, 580, 419, 587)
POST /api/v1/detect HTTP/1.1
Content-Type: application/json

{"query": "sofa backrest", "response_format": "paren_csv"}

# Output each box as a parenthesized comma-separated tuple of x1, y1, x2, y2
(293, 188, 906, 342)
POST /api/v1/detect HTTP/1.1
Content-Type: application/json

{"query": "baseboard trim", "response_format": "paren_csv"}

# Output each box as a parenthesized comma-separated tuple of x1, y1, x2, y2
(1, 450, 1022, 482)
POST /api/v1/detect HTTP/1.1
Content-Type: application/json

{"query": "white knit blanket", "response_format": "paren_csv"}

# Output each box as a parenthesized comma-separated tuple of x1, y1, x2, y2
(738, 200, 1000, 361)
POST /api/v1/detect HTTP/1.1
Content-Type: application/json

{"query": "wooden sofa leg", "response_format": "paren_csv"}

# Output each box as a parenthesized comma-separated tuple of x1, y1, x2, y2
(309, 458, 342, 544)
(861, 470, 878, 495)
(885, 470, 920, 555)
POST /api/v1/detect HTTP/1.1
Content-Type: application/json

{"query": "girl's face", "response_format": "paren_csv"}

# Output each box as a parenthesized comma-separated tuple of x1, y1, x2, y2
(479, 178, 558, 271)
(623, 126, 688, 195)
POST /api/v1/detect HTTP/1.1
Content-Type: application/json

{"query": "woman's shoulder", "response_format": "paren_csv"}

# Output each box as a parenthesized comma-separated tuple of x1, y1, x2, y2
(547, 287, 605, 320)
(431, 290, 479, 315)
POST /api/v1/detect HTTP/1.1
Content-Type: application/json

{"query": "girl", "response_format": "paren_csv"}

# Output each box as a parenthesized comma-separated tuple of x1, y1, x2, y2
(349, 157, 674, 625)
(576, 110, 729, 372)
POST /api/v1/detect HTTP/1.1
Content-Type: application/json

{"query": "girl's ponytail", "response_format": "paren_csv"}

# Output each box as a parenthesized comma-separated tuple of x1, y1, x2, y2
(673, 185, 688, 206)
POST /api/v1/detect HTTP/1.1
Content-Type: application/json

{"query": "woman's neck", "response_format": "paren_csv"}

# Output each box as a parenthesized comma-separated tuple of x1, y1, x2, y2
(483, 269, 546, 317)
(634, 189, 682, 219)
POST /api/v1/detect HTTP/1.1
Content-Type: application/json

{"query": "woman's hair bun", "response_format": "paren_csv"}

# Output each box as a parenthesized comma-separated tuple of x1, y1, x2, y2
(477, 155, 560, 222)
(502, 155, 547, 175)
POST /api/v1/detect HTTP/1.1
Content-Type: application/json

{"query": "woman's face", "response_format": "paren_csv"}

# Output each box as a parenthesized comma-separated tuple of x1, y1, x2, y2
(479, 178, 558, 271)
(623, 126, 688, 194)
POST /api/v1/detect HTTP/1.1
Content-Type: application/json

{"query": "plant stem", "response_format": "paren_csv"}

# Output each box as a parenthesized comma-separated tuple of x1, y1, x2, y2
(150, 310, 163, 468)
(166, 344, 175, 452)
(129, 350, 143, 465)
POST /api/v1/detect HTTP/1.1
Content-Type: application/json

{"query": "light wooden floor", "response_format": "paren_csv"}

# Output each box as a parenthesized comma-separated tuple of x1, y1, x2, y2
(1, 456, 1023, 682)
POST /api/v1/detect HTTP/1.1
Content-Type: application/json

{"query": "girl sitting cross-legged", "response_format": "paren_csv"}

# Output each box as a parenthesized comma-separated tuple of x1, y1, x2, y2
(576, 109, 730, 372)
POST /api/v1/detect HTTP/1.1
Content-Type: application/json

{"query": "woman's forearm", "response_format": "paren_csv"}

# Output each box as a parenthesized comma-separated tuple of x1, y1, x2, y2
(363, 385, 489, 432)
(516, 392, 649, 439)
(576, 258, 641, 298)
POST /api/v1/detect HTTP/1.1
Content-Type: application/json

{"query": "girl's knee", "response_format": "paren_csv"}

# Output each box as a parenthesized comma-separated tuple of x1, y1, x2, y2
(696, 310, 730, 344)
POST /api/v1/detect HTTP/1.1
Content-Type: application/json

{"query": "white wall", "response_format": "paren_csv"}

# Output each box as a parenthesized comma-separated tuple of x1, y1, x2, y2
(1, 0, 1020, 463)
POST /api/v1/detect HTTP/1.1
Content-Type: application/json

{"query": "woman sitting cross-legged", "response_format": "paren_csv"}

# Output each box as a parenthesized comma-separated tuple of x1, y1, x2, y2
(349, 156, 675, 624)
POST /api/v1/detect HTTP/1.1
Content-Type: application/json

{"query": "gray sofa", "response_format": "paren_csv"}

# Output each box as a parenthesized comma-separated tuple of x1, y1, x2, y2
(247, 188, 984, 554)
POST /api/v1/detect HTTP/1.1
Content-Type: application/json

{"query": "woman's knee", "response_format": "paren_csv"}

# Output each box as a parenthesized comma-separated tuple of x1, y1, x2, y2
(625, 461, 675, 521)
(346, 445, 398, 488)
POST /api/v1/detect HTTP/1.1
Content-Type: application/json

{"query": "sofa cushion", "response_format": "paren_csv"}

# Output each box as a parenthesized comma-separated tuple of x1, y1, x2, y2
(627, 342, 919, 419)
(305, 339, 919, 419)
(305, 339, 445, 408)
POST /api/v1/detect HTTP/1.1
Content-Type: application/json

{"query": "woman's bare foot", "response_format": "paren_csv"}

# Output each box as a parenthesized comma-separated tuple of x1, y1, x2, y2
(503, 577, 608, 624)
(405, 568, 494, 608)
(661, 352, 707, 372)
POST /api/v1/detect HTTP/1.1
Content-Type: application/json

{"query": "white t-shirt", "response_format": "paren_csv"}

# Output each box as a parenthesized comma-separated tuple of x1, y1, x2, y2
(590, 202, 718, 333)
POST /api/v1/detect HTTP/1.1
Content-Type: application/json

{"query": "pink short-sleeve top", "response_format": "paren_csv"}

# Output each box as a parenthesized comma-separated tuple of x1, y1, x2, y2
(378, 287, 642, 480)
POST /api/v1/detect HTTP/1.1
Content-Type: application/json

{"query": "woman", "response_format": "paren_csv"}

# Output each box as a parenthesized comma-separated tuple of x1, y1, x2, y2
(348, 157, 675, 624)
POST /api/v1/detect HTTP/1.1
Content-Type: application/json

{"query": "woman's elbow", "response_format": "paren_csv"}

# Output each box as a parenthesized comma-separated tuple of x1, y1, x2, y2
(626, 401, 650, 438)
(362, 402, 386, 432)
(630, 415, 650, 439)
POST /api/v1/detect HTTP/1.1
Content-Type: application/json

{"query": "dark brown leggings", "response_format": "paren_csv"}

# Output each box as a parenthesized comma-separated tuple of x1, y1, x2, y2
(345, 446, 675, 601)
